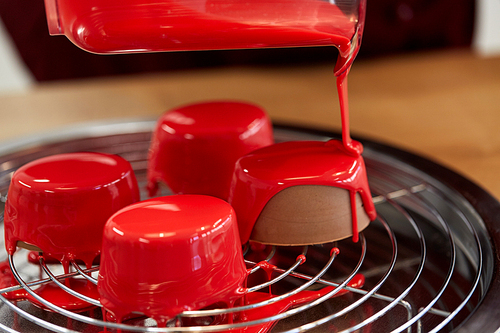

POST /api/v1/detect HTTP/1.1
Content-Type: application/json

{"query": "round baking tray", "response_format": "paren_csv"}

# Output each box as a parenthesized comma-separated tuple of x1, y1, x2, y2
(0, 120, 499, 332)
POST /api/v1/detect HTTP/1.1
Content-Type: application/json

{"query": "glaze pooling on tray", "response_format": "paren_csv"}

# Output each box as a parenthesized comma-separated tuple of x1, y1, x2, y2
(0, 260, 28, 301)
(27, 278, 100, 312)
(224, 273, 365, 333)
(147, 100, 274, 200)
(98, 194, 247, 326)
(3, 152, 140, 269)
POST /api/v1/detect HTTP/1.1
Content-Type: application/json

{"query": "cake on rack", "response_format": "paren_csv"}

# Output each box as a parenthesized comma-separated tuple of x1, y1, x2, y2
(3, 152, 140, 269)
(229, 139, 377, 245)
(147, 100, 274, 200)
(97, 194, 247, 326)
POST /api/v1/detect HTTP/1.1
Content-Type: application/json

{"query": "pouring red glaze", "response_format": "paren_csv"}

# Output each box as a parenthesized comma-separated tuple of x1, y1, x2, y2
(337, 70, 363, 156)
(147, 101, 274, 200)
(45, 0, 355, 66)
(98, 195, 247, 325)
(229, 140, 376, 244)
(4, 152, 140, 269)
(27, 251, 100, 267)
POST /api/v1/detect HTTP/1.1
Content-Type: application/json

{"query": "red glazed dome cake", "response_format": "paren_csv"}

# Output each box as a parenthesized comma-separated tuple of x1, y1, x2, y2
(3, 152, 140, 268)
(147, 100, 274, 200)
(228, 140, 377, 246)
(98, 194, 247, 326)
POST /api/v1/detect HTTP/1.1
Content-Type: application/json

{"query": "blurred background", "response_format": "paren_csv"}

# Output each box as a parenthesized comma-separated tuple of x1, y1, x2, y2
(0, 0, 498, 93)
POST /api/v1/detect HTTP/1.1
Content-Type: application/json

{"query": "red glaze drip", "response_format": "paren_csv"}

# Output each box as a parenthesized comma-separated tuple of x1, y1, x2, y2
(255, 261, 277, 295)
(255, 261, 277, 281)
(0, 260, 99, 312)
(349, 190, 360, 243)
(4, 152, 140, 268)
(296, 254, 307, 265)
(147, 101, 274, 200)
(330, 247, 341, 257)
(98, 195, 247, 323)
(27, 251, 100, 267)
(27, 279, 99, 313)
(235, 273, 365, 333)
(27, 251, 59, 265)
(0, 260, 28, 301)
(229, 140, 377, 244)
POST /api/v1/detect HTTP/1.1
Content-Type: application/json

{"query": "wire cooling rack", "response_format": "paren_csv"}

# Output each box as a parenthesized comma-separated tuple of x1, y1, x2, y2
(0, 122, 498, 332)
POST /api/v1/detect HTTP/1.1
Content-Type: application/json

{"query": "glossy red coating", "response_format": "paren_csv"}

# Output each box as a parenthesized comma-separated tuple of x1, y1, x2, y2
(27, 251, 101, 266)
(232, 273, 365, 332)
(27, 279, 100, 312)
(4, 152, 140, 268)
(0, 259, 100, 312)
(228, 140, 377, 244)
(0, 260, 27, 301)
(98, 194, 247, 325)
(44, 0, 355, 64)
(147, 101, 274, 200)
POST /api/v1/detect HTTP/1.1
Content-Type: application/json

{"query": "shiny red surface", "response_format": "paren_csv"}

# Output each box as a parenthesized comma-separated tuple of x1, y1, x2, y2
(46, 0, 355, 61)
(98, 195, 247, 325)
(0, 259, 99, 312)
(0, 260, 27, 301)
(235, 273, 365, 332)
(27, 251, 101, 266)
(228, 140, 377, 244)
(4, 152, 140, 268)
(27, 279, 100, 312)
(147, 100, 274, 200)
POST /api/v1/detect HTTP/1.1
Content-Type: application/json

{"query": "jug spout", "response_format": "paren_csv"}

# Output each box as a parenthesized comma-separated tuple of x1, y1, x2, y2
(44, 0, 63, 35)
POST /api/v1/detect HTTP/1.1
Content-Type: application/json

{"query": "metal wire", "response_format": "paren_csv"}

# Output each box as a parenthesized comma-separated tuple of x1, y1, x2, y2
(1, 185, 478, 333)
(0, 126, 492, 332)
(4, 241, 353, 332)
(365, 165, 485, 332)
(69, 260, 98, 285)
(38, 257, 101, 307)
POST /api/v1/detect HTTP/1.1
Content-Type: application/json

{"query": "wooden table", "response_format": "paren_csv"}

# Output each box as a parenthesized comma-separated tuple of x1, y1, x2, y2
(1, 49, 500, 199)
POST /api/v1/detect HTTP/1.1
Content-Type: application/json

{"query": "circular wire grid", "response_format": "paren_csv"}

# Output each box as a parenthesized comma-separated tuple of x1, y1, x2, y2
(0, 122, 496, 333)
